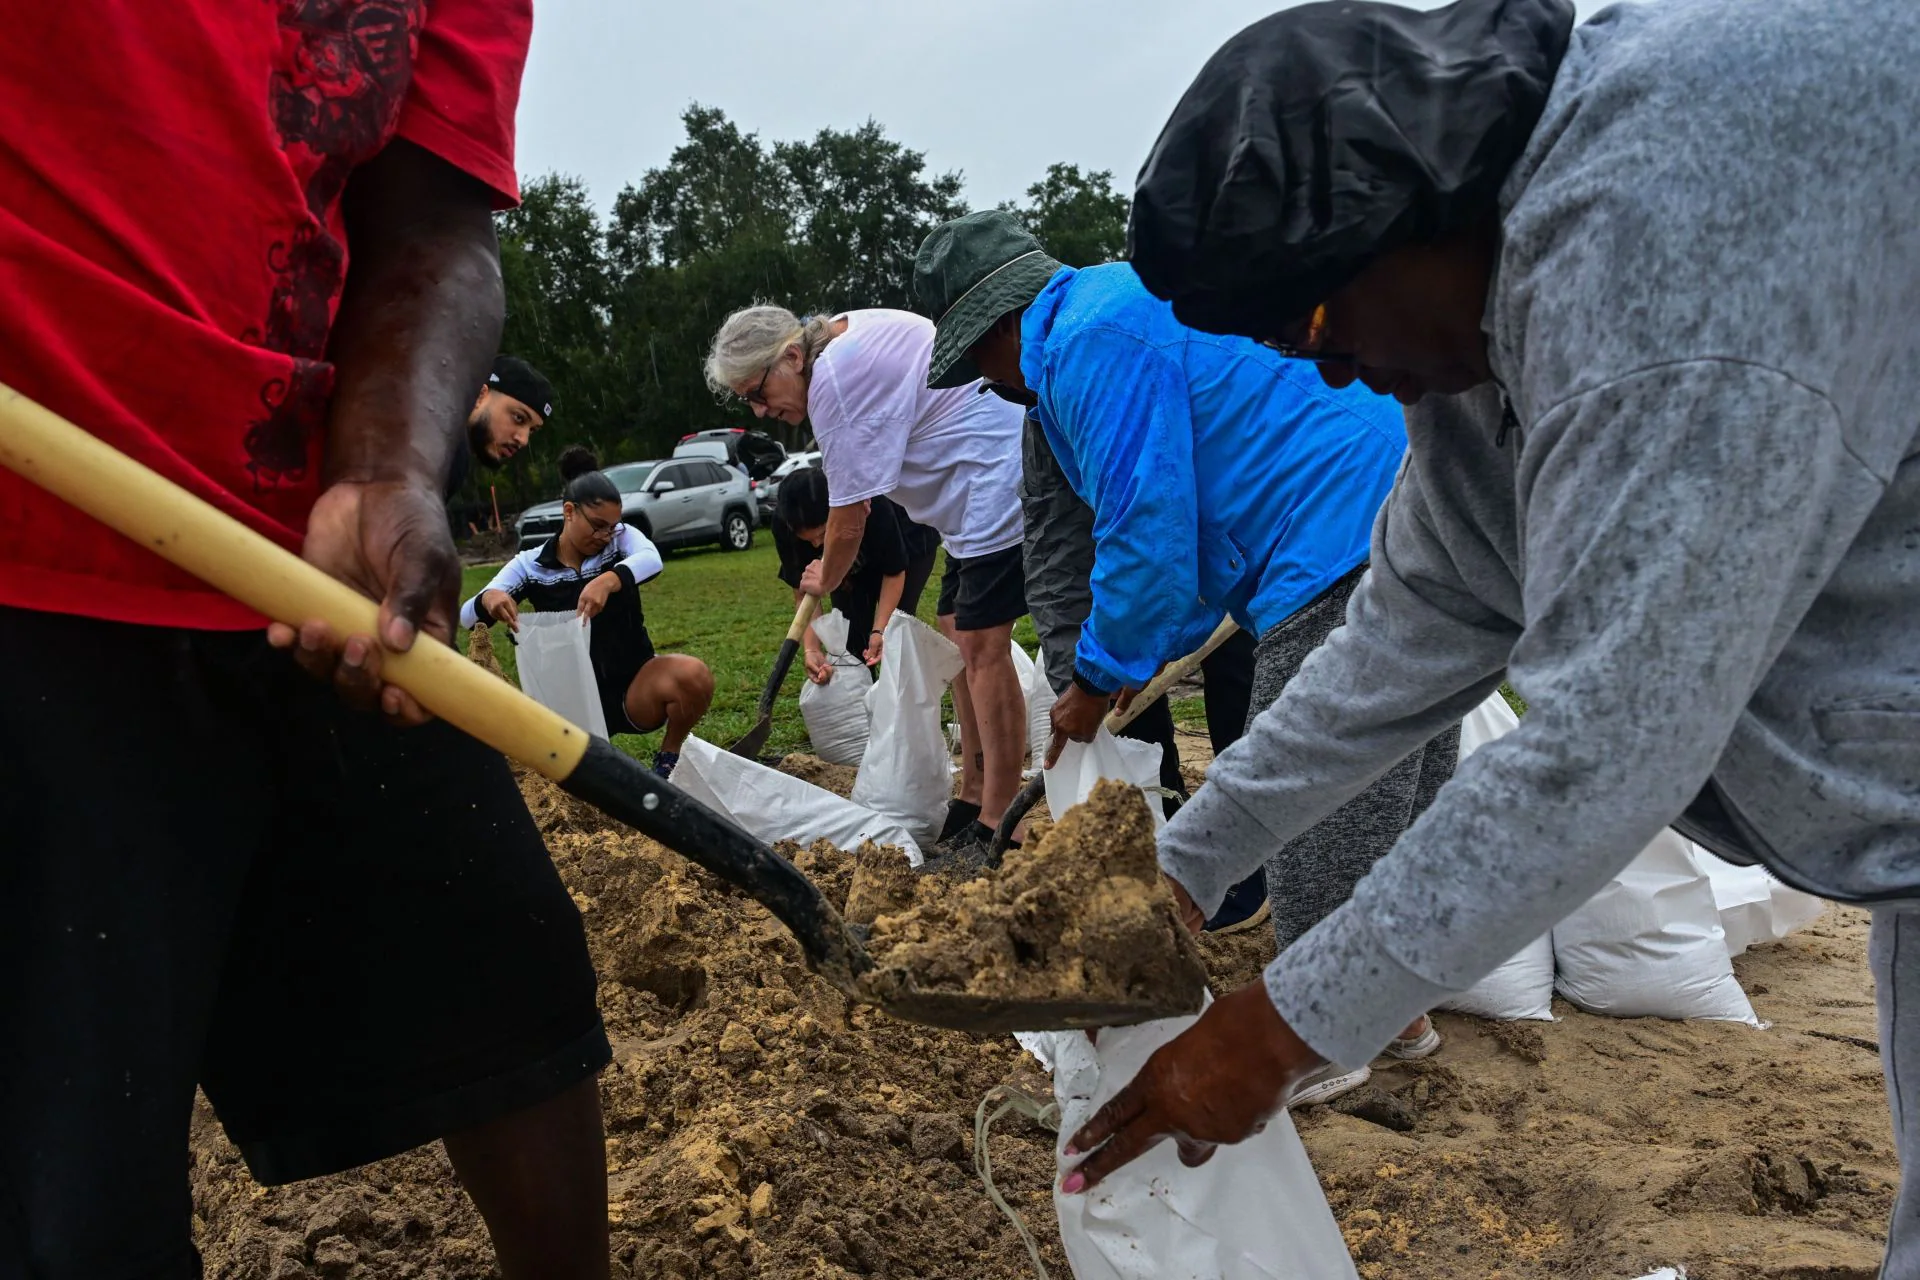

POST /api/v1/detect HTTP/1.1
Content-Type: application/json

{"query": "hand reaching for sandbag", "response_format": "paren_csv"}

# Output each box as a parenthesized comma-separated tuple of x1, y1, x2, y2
(1058, 983, 1325, 1194)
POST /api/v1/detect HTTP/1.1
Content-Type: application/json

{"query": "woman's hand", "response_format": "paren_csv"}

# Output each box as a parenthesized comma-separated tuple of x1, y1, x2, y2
(804, 646, 833, 684)
(479, 588, 520, 632)
(575, 571, 620, 623)
(1059, 983, 1324, 1194)
(863, 629, 885, 667)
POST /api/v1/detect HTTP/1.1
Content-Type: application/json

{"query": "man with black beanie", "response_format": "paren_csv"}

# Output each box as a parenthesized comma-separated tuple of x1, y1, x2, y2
(468, 354, 554, 467)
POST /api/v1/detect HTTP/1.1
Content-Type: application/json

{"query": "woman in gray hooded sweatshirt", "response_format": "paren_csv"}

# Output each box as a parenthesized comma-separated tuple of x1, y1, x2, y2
(1060, 0, 1920, 1266)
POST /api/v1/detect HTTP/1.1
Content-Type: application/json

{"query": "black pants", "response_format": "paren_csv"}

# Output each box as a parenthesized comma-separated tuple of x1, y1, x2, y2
(0, 608, 608, 1279)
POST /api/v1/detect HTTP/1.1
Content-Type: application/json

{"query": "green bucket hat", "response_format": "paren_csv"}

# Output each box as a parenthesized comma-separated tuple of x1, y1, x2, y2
(915, 210, 1063, 390)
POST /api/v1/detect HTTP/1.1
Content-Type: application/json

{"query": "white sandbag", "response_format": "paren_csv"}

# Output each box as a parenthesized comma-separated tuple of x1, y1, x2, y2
(1051, 999, 1359, 1280)
(852, 613, 964, 849)
(798, 610, 872, 766)
(1440, 933, 1556, 1021)
(671, 735, 923, 865)
(513, 611, 608, 738)
(1020, 645, 1057, 775)
(1552, 829, 1759, 1024)
(1439, 690, 1556, 1020)
(1045, 728, 1168, 833)
(1695, 847, 1829, 957)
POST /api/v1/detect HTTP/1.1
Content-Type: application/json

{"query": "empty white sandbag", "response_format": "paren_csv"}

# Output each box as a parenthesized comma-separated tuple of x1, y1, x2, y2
(1051, 998, 1359, 1280)
(671, 735, 922, 865)
(1015, 643, 1057, 775)
(851, 613, 964, 849)
(514, 611, 609, 738)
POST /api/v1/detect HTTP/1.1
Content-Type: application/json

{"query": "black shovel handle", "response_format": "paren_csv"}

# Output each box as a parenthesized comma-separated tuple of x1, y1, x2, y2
(756, 595, 822, 719)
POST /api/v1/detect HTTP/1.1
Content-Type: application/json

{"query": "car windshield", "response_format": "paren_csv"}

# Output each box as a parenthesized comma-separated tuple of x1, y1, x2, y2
(602, 462, 658, 493)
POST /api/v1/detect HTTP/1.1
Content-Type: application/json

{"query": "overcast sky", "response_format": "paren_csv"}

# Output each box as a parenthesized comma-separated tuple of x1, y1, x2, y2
(517, 0, 1616, 215)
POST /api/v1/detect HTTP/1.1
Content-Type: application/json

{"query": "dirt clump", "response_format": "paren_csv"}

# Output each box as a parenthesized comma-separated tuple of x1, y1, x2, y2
(857, 780, 1207, 1026)
(773, 752, 859, 797)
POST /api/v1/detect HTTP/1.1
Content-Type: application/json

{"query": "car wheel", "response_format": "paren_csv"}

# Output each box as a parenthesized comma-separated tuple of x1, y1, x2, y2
(723, 510, 753, 551)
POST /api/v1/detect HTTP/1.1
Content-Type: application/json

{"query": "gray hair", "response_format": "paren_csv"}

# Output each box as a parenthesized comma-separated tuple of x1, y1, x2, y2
(703, 304, 837, 398)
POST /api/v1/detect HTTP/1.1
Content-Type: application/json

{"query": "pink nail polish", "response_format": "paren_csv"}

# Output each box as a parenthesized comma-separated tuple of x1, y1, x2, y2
(1061, 1173, 1086, 1195)
(1063, 1144, 1079, 1157)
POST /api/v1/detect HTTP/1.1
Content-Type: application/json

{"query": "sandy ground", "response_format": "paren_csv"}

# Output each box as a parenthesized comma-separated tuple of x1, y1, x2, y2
(187, 725, 1894, 1278)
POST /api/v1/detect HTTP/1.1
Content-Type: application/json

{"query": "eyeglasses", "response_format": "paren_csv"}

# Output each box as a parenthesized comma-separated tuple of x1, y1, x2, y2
(743, 361, 775, 406)
(1259, 304, 1359, 366)
(577, 510, 619, 537)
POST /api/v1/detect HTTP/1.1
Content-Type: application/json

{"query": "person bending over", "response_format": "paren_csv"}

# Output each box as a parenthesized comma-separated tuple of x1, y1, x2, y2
(1061, 4, 1920, 1259)
(772, 465, 940, 682)
(917, 211, 1439, 1100)
(464, 448, 714, 779)
(704, 305, 1030, 857)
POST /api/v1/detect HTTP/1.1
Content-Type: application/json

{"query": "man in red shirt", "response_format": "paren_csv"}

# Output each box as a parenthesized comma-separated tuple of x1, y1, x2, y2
(0, 5, 612, 1278)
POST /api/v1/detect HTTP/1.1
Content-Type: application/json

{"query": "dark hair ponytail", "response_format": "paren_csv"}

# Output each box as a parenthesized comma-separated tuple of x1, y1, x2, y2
(559, 445, 620, 507)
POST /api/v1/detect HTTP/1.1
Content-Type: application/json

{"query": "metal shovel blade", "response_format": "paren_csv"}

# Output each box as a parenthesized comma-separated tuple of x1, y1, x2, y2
(858, 909, 1210, 1034)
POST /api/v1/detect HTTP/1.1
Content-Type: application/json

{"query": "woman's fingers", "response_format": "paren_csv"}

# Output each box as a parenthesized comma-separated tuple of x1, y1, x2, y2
(1061, 1082, 1163, 1193)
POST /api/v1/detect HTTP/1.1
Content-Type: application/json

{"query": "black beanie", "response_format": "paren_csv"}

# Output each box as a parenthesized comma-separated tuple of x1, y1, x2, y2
(487, 355, 555, 418)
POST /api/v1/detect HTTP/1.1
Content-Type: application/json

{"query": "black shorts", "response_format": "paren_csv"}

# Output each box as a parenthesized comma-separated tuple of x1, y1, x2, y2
(935, 544, 1028, 631)
(0, 607, 609, 1277)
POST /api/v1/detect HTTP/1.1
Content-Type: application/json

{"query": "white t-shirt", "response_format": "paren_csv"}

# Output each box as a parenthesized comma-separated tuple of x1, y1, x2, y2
(808, 309, 1025, 560)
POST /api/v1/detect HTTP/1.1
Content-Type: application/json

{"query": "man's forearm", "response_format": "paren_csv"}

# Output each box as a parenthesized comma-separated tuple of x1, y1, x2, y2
(815, 504, 869, 595)
(325, 139, 504, 489)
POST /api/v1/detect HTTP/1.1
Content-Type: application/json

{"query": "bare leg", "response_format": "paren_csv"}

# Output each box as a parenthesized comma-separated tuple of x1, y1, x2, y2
(939, 613, 984, 807)
(443, 1077, 610, 1280)
(624, 654, 715, 751)
(950, 620, 1024, 826)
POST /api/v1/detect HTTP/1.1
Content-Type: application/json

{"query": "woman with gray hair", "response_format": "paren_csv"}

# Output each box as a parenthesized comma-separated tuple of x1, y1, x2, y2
(705, 303, 1030, 856)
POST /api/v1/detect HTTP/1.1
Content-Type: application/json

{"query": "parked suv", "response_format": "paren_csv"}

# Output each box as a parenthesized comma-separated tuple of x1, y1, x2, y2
(514, 457, 757, 553)
(674, 428, 787, 525)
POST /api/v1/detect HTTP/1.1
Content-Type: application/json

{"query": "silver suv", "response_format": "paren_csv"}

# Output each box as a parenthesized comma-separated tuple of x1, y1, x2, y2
(514, 458, 757, 553)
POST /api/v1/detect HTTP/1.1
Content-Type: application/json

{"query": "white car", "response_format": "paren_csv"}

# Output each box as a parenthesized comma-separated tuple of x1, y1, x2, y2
(760, 451, 822, 519)
(514, 458, 757, 553)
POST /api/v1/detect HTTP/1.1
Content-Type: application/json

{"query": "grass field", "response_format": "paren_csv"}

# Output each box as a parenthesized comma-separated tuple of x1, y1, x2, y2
(459, 537, 1037, 759)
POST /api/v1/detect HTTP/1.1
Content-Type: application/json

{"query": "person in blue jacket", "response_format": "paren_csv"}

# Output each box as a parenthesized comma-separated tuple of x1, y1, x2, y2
(915, 211, 1454, 1103)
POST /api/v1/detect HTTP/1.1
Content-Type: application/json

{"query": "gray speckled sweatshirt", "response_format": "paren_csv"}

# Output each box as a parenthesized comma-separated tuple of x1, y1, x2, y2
(1158, 0, 1920, 1070)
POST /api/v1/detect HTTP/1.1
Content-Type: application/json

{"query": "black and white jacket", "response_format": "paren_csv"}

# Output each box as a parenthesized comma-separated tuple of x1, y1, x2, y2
(460, 524, 666, 684)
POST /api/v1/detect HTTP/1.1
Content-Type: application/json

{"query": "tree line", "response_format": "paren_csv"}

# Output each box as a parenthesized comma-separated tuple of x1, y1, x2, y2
(453, 104, 1129, 528)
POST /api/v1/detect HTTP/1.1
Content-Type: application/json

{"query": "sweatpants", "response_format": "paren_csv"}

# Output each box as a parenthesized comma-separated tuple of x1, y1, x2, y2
(1873, 906, 1920, 1277)
(1254, 568, 1462, 951)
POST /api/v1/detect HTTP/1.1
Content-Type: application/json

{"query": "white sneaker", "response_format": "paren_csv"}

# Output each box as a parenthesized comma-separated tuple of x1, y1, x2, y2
(1287, 1062, 1372, 1108)
(1382, 1019, 1443, 1061)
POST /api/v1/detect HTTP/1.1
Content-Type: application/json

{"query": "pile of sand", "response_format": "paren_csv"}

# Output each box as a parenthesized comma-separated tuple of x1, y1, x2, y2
(188, 752, 1895, 1279)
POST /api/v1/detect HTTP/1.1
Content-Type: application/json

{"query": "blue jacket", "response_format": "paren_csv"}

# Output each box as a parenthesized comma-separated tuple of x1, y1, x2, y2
(1023, 264, 1406, 692)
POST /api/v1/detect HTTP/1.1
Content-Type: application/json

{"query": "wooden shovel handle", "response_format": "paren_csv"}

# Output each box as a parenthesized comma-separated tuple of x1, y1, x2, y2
(1105, 616, 1240, 733)
(0, 382, 591, 780)
(787, 592, 822, 643)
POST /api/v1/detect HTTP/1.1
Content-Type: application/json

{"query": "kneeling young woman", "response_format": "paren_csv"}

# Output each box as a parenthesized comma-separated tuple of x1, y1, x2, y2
(461, 447, 715, 778)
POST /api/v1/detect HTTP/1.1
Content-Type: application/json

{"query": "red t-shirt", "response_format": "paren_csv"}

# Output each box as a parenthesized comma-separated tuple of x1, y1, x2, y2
(0, 0, 531, 629)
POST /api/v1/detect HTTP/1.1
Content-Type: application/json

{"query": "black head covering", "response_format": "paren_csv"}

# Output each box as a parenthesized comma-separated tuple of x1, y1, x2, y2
(1128, 0, 1576, 340)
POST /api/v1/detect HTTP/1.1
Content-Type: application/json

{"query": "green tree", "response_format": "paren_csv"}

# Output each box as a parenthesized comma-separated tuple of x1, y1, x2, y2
(777, 119, 966, 310)
(1003, 163, 1130, 267)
